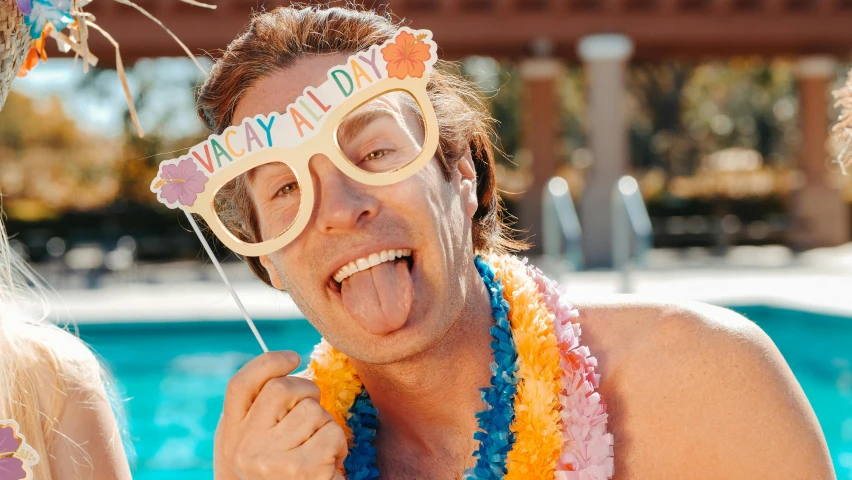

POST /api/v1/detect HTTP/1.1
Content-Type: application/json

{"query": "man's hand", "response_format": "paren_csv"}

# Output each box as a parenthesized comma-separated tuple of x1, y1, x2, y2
(214, 351, 347, 480)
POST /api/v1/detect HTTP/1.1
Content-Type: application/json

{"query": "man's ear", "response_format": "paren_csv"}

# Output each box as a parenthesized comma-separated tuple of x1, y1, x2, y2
(457, 151, 478, 219)
(258, 255, 285, 290)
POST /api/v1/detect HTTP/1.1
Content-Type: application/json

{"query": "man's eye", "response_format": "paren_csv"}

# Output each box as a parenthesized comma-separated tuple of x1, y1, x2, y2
(275, 183, 299, 197)
(362, 149, 391, 162)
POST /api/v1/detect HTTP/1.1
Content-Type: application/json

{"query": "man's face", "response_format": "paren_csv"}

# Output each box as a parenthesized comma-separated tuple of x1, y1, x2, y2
(231, 54, 480, 364)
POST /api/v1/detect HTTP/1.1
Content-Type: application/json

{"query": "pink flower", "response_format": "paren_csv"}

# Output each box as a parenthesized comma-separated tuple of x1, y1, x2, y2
(0, 425, 26, 480)
(155, 158, 209, 207)
(0, 458, 26, 480)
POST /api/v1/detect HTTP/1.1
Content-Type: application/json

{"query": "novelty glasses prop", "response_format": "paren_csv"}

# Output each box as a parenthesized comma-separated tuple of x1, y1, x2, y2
(150, 28, 439, 351)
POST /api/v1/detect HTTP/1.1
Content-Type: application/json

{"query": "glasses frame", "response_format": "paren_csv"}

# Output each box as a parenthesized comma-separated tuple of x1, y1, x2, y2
(183, 76, 439, 257)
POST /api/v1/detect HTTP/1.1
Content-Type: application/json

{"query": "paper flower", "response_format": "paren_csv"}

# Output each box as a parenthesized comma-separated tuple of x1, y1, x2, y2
(17, 23, 51, 78)
(15, 0, 32, 15)
(22, 0, 74, 39)
(487, 254, 562, 480)
(527, 264, 614, 480)
(381, 31, 431, 80)
(466, 256, 519, 480)
(153, 158, 209, 207)
(0, 424, 28, 480)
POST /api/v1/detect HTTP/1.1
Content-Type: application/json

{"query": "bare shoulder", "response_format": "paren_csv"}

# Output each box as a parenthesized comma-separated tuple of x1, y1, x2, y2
(39, 323, 100, 364)
(17, 323, 103, 400)
(572, 297, 835, 480)
(20, 324, 132, 479)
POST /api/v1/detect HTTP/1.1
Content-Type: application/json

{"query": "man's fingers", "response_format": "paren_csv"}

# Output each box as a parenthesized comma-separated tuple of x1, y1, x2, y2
(332, 472, 345, 480)
(243, 376, 322, 430)
(302, 422, 348, 465)
(273, 398, 334, 449)
(223, 351, 302, 420)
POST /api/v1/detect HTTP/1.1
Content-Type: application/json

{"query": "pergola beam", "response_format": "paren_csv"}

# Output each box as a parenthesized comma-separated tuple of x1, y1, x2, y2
(60, 2, 852, 65)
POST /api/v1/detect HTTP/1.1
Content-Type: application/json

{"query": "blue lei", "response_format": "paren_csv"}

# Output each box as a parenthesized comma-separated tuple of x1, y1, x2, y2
(343, 256, 518, 479)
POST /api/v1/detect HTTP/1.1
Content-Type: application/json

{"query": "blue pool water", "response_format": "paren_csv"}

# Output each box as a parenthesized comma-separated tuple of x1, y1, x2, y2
(76, 306, 851, 479)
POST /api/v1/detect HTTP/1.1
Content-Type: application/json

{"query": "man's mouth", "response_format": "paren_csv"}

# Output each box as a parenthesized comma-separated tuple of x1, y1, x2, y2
(332, 249, 413, 284)
(328, 248, 416, 336)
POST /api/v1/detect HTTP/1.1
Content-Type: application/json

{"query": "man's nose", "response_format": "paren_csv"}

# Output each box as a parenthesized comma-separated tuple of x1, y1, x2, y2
(309, 154, 378, 233)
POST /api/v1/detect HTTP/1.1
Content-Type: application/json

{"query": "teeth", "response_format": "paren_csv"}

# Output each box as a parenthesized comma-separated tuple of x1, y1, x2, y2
(368, 253, 381, 267)
(333, 249, 412, 284)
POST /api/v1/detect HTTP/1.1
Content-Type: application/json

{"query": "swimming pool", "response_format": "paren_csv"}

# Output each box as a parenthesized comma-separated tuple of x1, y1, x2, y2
(76, 305, 851, 479)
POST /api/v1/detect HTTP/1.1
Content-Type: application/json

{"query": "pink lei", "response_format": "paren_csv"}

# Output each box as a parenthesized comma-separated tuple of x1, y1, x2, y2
(528, 262, 615, 479)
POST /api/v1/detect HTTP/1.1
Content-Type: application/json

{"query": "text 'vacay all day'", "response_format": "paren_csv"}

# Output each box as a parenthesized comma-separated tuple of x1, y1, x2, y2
(183, 48, 386, 176)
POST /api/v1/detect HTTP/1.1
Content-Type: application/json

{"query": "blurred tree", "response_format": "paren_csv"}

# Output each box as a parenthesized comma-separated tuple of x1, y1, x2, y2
(626, 57, 798, 180)
(0, 60, 213, 262)
(0, 91, 123, 220)
(0, 60, 207, 220)
(74, 61, 207, 206)
(680, 57, 797, 170)
(627, 62, 695, 175)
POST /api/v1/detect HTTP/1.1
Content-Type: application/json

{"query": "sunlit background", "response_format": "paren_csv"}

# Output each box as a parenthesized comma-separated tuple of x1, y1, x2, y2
(2, 1, 852, 478)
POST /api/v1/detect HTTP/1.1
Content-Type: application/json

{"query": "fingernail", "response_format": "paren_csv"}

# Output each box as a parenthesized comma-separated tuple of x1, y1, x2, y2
(285, 351, 301, 364)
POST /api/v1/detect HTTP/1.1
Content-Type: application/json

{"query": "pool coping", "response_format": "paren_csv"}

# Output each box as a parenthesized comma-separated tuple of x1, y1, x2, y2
(49, 265, 852, 324)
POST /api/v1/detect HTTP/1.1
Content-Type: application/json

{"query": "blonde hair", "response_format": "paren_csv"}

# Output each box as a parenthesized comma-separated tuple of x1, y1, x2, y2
(0, 212, 127, 478)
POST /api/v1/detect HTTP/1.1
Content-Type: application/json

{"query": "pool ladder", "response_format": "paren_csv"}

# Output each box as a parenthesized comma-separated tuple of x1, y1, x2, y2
(612, 175, 653, 293)
(541, 176, 583, 272)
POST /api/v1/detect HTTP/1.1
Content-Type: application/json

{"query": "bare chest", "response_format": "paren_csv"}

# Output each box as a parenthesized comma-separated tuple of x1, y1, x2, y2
(374, 437, 475, 480)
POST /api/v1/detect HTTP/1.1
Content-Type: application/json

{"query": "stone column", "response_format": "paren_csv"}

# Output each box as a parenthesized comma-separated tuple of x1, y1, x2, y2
(577, 34, 634, 268)
(790, 56, 849, 249)
(517, 57, 562, 254)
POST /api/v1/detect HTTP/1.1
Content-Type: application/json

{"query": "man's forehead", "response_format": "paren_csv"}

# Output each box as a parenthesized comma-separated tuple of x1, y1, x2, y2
(231, 53, 351, 126)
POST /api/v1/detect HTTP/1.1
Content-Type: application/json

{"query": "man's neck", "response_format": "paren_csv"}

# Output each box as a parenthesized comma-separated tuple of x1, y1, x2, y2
(349, 265, 495, 456)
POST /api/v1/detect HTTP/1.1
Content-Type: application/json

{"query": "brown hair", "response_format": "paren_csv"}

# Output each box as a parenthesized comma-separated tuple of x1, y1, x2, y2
(196, 4, 525, 285)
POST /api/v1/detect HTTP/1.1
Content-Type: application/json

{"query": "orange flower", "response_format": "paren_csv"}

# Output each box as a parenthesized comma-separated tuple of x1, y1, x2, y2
(381, 31, 431, 80)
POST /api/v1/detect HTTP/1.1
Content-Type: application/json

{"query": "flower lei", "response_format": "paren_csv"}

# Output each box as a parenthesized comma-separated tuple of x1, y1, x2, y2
(305, 254, 614, 479)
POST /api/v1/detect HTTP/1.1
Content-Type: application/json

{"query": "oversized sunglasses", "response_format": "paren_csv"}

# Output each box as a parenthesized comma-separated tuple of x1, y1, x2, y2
(152, 28, 439, 258)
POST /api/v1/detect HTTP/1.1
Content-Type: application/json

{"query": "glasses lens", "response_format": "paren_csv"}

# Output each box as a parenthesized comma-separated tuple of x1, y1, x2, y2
(335, 90, 426, 174)
(213, 161, 302, 245)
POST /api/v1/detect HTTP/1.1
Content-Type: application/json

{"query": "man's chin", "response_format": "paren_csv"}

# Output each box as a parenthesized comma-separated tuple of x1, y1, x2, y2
(337, 321, 443, 365)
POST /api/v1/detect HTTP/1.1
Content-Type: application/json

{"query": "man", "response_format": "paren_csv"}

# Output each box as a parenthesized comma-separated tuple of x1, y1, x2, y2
(160, 6, 834, 479)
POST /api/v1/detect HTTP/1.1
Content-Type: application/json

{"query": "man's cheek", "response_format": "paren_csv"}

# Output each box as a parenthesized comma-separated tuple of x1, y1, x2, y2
(275, 263, 302, 295)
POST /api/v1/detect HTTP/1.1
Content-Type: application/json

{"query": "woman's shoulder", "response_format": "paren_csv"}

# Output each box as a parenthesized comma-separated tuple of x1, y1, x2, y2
(16, 321, 101, 379)
(10, 320, 132, 479)
(6, 318, 105, 418)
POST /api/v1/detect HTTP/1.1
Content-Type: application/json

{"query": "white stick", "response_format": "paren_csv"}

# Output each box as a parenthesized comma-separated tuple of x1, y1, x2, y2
(184, 211, 269, 353)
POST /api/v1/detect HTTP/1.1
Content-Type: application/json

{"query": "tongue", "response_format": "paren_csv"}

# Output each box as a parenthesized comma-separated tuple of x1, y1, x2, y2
(341, 259, 413, 335)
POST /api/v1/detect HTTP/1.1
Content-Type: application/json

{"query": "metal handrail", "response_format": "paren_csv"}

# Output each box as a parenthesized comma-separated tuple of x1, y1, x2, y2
(542, 176, 583, 271)
(612, 175, 652, 293)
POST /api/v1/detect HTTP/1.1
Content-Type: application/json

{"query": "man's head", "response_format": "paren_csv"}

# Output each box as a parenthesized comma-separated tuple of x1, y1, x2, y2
(197, 6, 523, 363)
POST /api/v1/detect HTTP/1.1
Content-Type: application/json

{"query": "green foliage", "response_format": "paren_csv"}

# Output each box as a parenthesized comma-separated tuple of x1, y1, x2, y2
(628, 57, 799, 176)
(0, 61, 207, 221)
(0, 92, 123, 220)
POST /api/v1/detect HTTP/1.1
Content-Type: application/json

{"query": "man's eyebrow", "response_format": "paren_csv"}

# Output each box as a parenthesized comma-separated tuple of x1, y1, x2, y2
(336, 107, 397, 146)
(247, 162, 295, 185)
